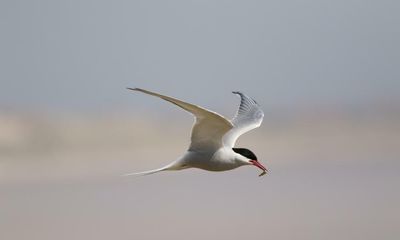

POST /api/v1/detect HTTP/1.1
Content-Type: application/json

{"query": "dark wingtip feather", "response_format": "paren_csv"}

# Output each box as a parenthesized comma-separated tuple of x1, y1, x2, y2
(127, 87, 144, 92)
(232, 91, 259, 105)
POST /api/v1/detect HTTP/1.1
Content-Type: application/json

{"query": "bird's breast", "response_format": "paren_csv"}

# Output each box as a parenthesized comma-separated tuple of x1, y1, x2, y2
(183, 148, 238, 171)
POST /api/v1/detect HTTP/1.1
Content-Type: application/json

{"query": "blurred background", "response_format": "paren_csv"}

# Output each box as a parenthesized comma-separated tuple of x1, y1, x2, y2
(1, 0, 399, 239)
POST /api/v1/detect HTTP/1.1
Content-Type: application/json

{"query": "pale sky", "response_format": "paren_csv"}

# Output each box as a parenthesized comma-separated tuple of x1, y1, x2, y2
(1, 0, 399, 112)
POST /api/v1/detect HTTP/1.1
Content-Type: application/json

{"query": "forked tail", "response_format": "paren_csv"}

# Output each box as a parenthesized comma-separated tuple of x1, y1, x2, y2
(122, 161, 184, 177)
(122, 166, 169, 176)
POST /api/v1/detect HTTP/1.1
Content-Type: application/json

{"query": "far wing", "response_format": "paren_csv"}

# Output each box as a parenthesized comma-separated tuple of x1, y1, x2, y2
(223, 91, 264, 147)
(128, 88, 233, 151)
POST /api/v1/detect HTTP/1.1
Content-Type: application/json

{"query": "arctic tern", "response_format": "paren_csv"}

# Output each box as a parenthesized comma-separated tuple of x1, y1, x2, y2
(124, 88, 267, 177)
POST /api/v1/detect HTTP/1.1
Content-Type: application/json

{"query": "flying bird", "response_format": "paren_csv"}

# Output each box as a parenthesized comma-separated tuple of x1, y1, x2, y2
(124, 88, 267, 177)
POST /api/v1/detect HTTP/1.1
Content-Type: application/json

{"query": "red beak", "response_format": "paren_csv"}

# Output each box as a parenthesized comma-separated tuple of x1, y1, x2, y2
(250, 160, 267, 172)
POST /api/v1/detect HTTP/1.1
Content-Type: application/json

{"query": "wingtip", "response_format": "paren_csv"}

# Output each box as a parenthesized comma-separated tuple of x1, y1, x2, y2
(232, 91, 245, 98)
(127, 87, 138, 91)
(232, 91, 260, 105)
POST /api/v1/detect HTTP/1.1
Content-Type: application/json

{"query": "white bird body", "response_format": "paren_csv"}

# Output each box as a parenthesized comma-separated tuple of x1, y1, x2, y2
(180, 148, 246, 172)
(124, 88, 267, 176)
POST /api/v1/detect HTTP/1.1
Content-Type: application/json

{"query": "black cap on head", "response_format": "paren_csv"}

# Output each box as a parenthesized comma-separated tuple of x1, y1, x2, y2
(232, 148, 257, 160)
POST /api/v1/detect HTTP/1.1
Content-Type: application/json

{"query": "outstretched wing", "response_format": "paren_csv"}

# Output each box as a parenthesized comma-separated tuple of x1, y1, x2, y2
(128, 88, 233, 151)
(223, 91, 264, 147)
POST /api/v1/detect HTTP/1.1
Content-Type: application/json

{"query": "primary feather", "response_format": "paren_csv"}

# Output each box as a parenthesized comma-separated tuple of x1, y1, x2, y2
(223, 91, 264, 147)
